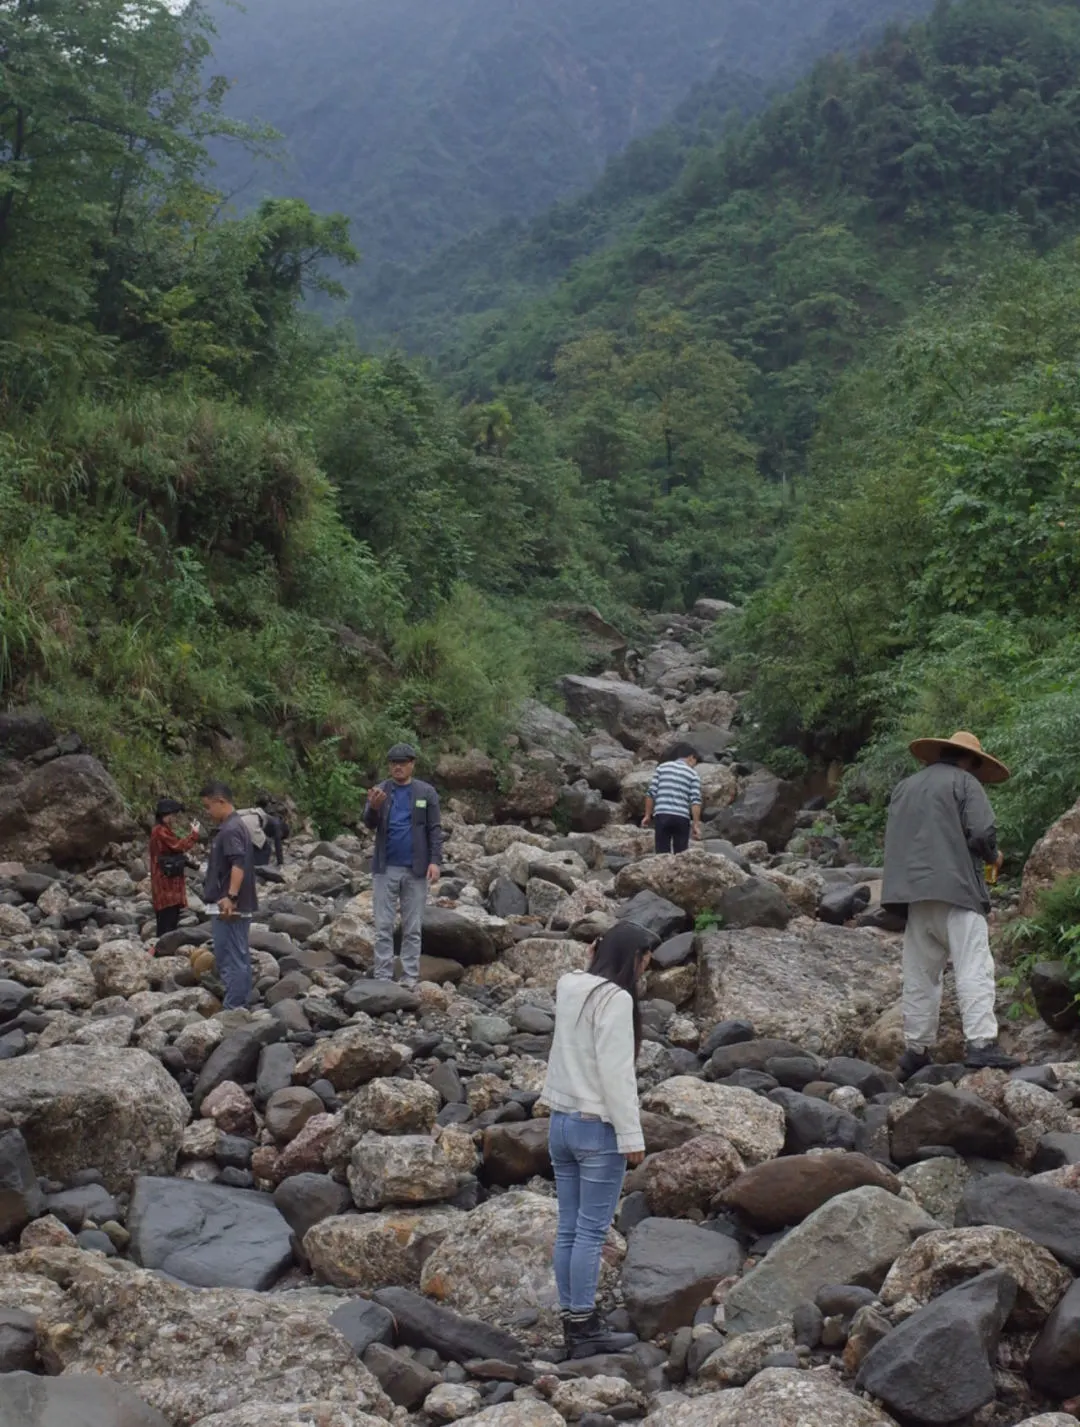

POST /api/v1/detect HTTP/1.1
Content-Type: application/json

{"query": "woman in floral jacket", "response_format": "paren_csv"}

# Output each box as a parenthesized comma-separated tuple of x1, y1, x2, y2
(149, 798, 200, 939)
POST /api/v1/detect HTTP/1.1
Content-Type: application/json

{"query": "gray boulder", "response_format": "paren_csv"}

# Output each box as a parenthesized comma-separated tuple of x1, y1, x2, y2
(328, 1298, 395, 1357)
(857, 1268, 1016, 1424)
(620, 1217, 745, 1339)
(516, 699, 588, 768)
(716, 878, 793, 930)
(0, 755, 136, 865)
(373, 1286, 526, 1363)
(0, 1309, 37, 1373)
(1030, 1277, 1080, 1398)
(128, 1176, 294, 1290)
(273, 1173, 351, 1242)
(421, 907, 497, 966)
(559, 676, 667, 751)
(958, 1175, 1080, 1269)
(0, 1130, 43, 1240)
(724, 1186, 938, 1335)
(618, 890, 688, 941)
(0, 1372, 169, 1427)
(708, 770, 802, 852)
(891, 1085, 1017, 1165)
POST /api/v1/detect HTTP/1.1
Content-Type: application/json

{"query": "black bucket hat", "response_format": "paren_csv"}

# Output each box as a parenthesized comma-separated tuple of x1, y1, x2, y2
(155, 797, 185, 819)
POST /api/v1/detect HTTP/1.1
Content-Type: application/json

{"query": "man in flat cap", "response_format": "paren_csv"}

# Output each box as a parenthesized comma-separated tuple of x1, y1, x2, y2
(883, 729, 1019, 1077)
(363, 743, 443, 988)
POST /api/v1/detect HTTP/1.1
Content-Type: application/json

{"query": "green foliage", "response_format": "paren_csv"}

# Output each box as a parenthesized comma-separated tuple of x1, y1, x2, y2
(739, 240, 1080, 858)
(1000, 875, 1080, 1016)
(694, 910, 723, 933)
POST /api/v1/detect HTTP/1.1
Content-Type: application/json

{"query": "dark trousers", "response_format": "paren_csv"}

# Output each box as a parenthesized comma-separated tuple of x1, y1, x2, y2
(155, 906, 182, 938)
(212, 916, 253, 1009)
(654, 814, 691, 855)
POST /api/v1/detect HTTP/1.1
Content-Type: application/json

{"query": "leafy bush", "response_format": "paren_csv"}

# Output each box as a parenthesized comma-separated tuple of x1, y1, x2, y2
(1000, 875, 1080, 1016)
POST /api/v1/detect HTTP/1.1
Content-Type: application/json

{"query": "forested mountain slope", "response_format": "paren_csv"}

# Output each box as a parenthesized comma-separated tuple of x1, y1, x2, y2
(207, 0, 932, 319)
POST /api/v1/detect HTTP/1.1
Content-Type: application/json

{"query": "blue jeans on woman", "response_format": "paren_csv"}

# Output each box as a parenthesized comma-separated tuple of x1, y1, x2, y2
(549, 1111, 627, 1313)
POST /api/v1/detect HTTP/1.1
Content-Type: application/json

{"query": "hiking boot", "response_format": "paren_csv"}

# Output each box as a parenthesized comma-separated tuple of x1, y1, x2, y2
(897, 1047, 931, 1081)
(964, 1041, 1021, 1071)
(562, 1310, 638, 1360)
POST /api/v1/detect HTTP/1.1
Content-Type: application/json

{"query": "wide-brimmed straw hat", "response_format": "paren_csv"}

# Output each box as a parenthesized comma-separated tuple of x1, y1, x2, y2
(908, 730, 1011, 785)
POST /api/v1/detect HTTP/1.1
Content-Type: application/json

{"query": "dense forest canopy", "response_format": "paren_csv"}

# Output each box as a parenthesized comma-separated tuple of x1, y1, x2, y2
(4, 0, 1080, 857)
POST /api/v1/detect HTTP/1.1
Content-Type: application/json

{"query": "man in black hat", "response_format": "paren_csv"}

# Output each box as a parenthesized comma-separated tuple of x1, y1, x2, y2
(363, 744, 443, 988)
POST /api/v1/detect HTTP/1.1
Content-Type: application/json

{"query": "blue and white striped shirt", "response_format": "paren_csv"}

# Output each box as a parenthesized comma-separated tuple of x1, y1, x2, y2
(647, 760, 703, 819)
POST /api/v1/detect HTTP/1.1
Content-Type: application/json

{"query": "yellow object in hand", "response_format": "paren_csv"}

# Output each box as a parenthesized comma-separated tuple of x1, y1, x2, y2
(984, 863, 999, 886)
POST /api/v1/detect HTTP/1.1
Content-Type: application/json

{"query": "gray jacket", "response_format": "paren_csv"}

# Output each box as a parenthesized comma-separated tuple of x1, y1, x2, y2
(362, 778, 443, 878)
(882, 762, 999, 916)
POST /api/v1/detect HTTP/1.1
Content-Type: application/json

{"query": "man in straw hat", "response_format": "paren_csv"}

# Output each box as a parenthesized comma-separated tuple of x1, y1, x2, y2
(883, 730, 1019, 1078)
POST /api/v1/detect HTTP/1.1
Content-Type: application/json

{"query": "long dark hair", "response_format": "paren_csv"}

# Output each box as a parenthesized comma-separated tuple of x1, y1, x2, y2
(580, 920, 657, 1058)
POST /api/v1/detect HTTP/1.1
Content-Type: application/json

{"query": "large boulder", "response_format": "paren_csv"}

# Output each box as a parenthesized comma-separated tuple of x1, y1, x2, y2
(621, 1217, 745, 1338)
(640, 1078, 785, 1165)
(128, 1177, 294, 1291)
(559, 677, 667, 751)
(347, 1133, 461, 1210)
(723, 1186, 938, 1335)
(720, 1153, 900, 1230)
(1030, 1277, 1080, 1399)
(1021, 794, 1080, 915)
(615, 850, 746, 919)
(856, 1269, 1016, 1425)
(34, 1254, 391, 1424)
(707, 771, 802, 853)
(958, 1175, 1080, 1269)
(647, 1368, 899, 1427)
(422, 908, 497, 967)
(0, 1131, 43, 1241)
(304, 1209, 462, 1292)
(0, 1371, 170, 1427)
(372, 1287, 525, 1365)
(879, 1226, 1070, 1329)
(420, 1190, 623, 1321)
(0, 755, 136, 865)
(0, 1047, 189, 1192)
(891, 1086, 1017, 1165)
(631, 1135, 744, 1216)
(696, 926, 902, 1058)
(516, 700, 588, 768)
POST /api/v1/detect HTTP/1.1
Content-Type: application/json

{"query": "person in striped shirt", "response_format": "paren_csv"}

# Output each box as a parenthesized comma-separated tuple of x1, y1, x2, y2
(641, 743, 703, 854)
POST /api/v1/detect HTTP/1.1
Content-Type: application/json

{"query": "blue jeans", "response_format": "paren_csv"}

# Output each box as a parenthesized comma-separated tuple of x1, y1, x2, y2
(549, 1111, 627, 1313)
(212, 916, 252, 1010)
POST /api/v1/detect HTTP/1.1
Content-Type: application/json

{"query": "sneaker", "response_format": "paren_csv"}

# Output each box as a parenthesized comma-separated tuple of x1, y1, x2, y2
(897, 1047, 931, 1081)
(401, 977, 420, 991)
(964, 1041, 1021, 1071)
(562, 1310, 638, 1360)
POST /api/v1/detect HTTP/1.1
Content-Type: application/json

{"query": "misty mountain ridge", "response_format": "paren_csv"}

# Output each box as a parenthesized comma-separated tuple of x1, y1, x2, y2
(207, 0, 934, 302)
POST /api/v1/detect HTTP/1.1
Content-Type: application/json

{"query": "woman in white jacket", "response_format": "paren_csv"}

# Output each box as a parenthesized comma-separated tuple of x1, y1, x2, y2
(542, 921, 654, 1358)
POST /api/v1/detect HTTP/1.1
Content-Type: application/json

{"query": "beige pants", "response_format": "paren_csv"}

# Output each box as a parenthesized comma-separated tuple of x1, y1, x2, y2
(903, 900, 998, 1051)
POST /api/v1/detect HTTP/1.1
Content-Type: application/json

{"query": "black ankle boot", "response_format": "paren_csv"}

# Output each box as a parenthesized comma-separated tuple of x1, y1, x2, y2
(563, 1309, 638, 1359)
(964, 1040, 1020, 1070)
(897, 1047, 931, 1081)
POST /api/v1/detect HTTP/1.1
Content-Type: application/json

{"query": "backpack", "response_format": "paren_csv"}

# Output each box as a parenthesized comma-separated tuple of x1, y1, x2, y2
(238, 808, 268, 849)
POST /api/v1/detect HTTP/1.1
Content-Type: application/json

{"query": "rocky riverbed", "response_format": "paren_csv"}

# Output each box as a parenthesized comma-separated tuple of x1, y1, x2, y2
(2, 605, 1080, 1426)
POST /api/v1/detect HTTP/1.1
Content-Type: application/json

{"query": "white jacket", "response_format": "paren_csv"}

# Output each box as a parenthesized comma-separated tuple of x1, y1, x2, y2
(541, 970, 644, 1154)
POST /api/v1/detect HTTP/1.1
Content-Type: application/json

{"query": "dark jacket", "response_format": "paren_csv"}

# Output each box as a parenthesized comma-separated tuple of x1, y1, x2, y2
(882, 761, 999, 916)
(203, 811, 258, 913)
(363, 778, 443, 878)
